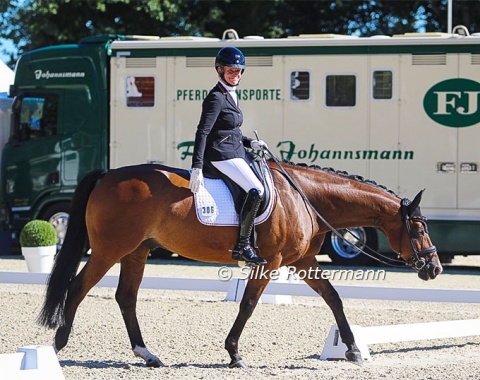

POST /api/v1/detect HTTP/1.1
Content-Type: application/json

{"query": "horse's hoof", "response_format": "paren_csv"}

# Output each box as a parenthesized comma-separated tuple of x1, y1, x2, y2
(228, 359, 248, 369)
(146, 358, 165, 368)
(345, 349, 363, 366)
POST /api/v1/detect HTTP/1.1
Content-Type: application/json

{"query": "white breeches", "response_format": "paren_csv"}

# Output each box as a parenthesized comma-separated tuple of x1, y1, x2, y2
(211, 158, 264, 197)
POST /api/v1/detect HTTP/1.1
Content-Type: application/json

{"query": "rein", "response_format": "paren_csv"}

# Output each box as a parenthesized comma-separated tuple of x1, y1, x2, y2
(263, 148, 432, 269)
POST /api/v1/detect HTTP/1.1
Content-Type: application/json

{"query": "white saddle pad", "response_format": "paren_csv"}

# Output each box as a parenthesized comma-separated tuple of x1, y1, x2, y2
(193, 162, 275, 226)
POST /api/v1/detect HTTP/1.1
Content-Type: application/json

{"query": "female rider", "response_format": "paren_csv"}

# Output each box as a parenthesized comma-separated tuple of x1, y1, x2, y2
(189, 46, 267, 265)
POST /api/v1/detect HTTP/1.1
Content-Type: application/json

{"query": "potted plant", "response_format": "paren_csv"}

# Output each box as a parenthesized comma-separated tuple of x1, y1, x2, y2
(20, 220, 57, 273)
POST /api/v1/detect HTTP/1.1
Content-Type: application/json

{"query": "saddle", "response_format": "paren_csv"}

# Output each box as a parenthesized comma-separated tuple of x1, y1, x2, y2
(203, 152, 271, 215)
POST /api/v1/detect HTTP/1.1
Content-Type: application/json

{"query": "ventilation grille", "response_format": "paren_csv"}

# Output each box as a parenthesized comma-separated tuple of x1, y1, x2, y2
(186, 57, 214, 68)
(247, 56, 273, 66)
(125, 58, 157, 68)
(412, 54, 446, 65)
(186, 56, 273, 68)
(472, 54, 480, 65)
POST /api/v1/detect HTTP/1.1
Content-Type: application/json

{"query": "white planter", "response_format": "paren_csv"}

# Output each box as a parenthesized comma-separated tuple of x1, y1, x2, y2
(21, 246, 56, 273)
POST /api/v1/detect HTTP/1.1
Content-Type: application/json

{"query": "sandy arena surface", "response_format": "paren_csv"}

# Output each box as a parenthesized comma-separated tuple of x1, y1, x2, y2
(1, 254, 479, 379)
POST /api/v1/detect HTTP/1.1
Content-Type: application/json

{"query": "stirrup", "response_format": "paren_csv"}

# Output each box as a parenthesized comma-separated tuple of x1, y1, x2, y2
(231, 244, 267, 265)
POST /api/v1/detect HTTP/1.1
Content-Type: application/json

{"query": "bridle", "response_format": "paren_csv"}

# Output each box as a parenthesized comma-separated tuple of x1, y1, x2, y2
(399, 198, 437, 272)
(263, 147, 437, 270)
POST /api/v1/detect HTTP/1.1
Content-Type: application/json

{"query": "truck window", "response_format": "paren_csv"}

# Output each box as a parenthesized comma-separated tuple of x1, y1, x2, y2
(373, 70, 393, 100)
(126, 76, 155, 107)
(290, 71, 310, 100)
(325, 75, 356, 107)
(13, 95, 58, 142)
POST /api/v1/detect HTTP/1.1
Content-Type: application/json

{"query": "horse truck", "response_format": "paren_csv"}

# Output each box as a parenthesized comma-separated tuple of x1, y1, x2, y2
(2, 27, 480, 265)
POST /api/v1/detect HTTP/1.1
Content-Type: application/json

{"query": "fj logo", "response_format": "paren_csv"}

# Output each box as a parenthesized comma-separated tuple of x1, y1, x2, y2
(424, 78, 480, 128)
(433, 91, 480, 115)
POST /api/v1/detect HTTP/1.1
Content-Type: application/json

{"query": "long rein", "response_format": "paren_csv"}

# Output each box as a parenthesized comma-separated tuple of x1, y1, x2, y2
(262, 148, 411, 269)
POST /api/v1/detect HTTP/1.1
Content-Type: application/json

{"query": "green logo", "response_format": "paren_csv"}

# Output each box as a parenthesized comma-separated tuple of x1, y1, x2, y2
(423, 78, 480, 128)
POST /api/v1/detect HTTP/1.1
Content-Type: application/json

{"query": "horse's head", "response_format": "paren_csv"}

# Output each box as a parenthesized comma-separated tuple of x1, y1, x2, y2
(396, 190, 443, 280)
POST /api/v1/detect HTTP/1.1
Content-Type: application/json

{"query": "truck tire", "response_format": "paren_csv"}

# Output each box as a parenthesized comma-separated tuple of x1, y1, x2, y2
(322, 227, 379, 266)
(39, 202, 71, 251)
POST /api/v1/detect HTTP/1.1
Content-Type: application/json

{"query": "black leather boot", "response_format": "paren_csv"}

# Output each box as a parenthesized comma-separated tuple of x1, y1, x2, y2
(231, 189, 267, 265)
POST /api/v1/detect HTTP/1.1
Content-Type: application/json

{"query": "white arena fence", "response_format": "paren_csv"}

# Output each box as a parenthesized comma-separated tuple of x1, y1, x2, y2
(1, 269, 479, 364)
(0, 270, 479, 303)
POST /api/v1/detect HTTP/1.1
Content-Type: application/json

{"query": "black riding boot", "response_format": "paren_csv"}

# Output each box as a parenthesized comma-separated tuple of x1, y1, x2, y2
(231, 189, 267, 265)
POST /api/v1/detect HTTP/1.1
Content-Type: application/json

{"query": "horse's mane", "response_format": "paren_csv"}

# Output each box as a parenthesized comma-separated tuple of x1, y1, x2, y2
(274, 159, 399, 198)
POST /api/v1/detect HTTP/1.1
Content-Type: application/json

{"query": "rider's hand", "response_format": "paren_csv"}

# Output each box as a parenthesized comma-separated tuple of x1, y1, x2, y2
(251, 139, 268, 150)
(189, 168, 204, 193)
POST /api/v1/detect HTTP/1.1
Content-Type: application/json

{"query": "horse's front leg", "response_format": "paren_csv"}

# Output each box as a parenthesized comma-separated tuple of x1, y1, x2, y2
(225, 261, 278, 368)
(294, 257, 362, 364)
(117, 249, 164, 368)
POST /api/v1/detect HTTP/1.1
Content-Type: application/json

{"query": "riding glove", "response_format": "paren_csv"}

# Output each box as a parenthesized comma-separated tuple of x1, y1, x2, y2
(251, 139, 268, 150)
(189, 168, 204, 193)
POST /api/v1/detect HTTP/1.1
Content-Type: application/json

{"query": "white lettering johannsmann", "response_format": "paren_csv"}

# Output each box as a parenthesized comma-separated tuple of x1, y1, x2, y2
(34, 70, 86, 80)
(239, 266, 386, 281)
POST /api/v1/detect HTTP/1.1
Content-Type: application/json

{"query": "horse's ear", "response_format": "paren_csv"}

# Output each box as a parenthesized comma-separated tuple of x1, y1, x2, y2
(407, 189, 425, 215)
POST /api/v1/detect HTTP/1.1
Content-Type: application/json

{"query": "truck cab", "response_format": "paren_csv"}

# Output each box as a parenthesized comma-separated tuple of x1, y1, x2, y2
(2, 36, 112, 245)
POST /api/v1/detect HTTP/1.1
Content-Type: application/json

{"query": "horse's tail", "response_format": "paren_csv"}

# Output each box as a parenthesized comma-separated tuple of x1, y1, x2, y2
(37, 169, 106, 329)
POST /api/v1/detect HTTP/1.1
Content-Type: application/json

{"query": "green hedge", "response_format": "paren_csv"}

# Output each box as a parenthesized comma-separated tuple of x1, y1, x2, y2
(19, 220, 57, 247)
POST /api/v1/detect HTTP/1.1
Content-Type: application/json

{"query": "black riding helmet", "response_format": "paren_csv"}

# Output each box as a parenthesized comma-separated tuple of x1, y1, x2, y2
(215, 47, 245, 86)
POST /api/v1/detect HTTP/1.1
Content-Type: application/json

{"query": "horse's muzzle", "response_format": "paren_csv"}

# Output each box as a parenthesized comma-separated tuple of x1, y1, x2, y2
(417, 256, 443, 281)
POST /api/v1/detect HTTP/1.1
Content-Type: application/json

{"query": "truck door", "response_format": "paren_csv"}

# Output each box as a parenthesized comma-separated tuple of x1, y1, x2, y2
(3, 92, 63, 218)
(397, 53, 458, 208)
(169, 56, 210, 169)
(368, 55, 401, 193)
(282, 54, 370, 175)
(457, 53, 480, 210)
(109, 56, 167, 168)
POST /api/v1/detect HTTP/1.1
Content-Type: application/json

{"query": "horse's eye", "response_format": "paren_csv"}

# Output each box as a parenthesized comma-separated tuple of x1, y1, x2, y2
(415, 229, 424, 238)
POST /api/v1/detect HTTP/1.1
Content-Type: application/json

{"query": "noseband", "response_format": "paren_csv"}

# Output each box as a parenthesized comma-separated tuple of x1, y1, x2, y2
(399, 198, 437, 271)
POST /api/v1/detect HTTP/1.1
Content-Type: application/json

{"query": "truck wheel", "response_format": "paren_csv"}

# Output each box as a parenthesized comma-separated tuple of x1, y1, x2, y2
(39, 202, 70, 251)
(322, 227, 378, 266)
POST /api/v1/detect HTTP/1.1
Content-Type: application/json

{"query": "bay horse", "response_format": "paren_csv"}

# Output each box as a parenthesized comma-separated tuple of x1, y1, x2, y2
(38, 159, 443, 368)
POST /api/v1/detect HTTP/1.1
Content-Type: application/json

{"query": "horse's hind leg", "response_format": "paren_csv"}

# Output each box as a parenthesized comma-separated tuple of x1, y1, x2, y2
(116, 247, 164, 368)
(294, 257, 362, 364)
(54, 254, 116, 352)
(225, 259, 281, 368)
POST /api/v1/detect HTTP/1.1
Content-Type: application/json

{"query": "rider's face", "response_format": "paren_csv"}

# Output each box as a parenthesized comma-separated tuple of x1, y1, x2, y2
(222, 67, 242, 85)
